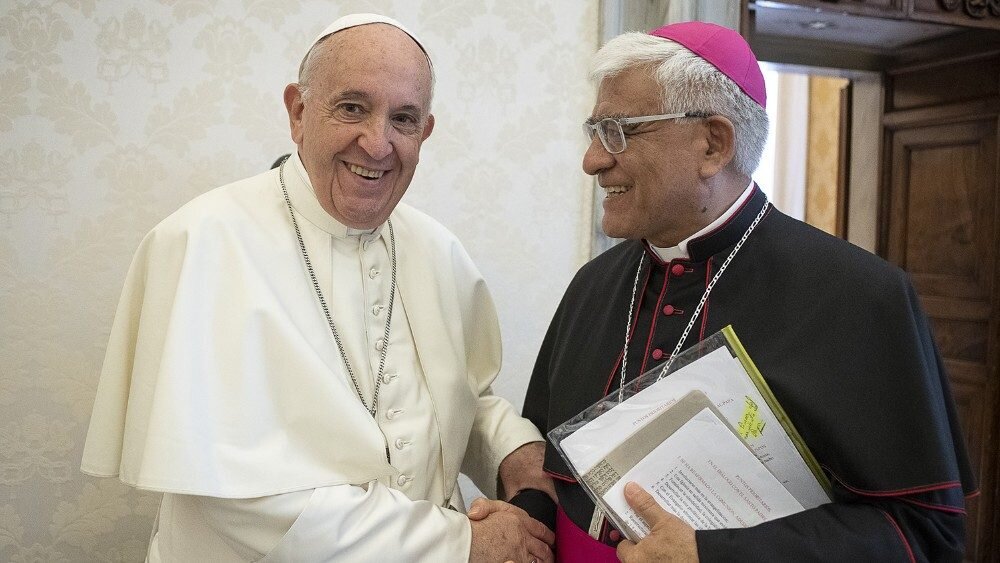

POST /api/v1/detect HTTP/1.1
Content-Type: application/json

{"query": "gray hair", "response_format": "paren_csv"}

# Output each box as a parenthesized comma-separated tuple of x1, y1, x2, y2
(592, 32, 768, 177)
(297, 33, 436, 110)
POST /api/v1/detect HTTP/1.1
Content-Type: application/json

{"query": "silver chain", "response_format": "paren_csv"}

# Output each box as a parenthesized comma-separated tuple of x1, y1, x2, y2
(279, 160, 397, 418)
(620, 253, 645, 400)
(618, 200, 770, 401)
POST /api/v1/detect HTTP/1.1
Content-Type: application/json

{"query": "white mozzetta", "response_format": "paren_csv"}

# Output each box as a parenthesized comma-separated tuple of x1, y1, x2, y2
(81, 151, 540, 506)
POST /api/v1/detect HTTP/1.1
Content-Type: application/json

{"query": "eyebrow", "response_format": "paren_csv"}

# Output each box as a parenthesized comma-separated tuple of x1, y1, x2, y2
(585, 112, 628, 124)
(330, 89, 370, 103)
(330, 90, 426, 117)
(395, 103, 425, 117)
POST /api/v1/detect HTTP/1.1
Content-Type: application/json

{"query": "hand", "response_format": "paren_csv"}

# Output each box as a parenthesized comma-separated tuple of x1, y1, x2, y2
(616, 482, 698, 563)
(497, 442, 556, 502)
(468, 498, 554, 563)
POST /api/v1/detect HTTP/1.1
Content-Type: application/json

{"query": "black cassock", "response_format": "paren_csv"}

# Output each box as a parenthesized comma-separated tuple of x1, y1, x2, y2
(523, 187, 977, 562)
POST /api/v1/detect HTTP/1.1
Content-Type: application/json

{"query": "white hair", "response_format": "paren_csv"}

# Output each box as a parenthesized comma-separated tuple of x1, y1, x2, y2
(591, 32, 768, 177)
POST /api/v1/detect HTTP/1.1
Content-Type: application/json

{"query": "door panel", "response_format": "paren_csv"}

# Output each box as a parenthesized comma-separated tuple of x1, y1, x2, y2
(883, 70, 999, 560)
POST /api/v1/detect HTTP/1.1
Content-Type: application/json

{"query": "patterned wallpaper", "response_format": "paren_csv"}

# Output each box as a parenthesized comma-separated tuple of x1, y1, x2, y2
(0, 0, 598, 559)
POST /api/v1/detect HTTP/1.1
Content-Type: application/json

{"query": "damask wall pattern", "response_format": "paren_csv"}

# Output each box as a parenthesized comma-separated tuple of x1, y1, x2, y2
(0, 0, 599, 559)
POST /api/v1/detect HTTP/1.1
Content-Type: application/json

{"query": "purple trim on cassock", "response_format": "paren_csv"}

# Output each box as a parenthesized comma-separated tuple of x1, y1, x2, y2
(879, 509, 916, 563)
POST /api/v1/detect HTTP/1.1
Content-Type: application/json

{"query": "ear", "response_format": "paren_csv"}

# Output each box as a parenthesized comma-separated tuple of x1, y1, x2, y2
(421, 113, 435, 142)
(699, 115, 736, 179)
(283, 83, 305, 145)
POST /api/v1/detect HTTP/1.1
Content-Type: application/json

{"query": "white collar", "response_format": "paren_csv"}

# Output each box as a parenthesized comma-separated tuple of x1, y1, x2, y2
(650, 179, 755, 262)
(283, 152, 384, 241)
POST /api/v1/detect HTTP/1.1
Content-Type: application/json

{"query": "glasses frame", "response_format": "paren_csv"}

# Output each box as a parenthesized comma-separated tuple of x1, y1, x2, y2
(584, 111, 710, 154)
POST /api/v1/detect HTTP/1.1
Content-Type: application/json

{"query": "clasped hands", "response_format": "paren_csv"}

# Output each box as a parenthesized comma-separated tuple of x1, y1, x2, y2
(467, 483, 699, 563)
(466, 482, 698, 563)
(468, 441, 555, 562)
(468, 497, 554, 563)
(475, 442, 698, 562)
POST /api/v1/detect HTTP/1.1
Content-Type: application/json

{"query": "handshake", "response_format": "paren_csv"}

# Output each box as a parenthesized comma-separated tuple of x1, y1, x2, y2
(467, 490, 556, 563)
(467, 442, 556, 563)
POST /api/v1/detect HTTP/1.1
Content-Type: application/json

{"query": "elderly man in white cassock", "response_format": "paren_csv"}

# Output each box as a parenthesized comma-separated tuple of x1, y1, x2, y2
(81, 13, 555, 562)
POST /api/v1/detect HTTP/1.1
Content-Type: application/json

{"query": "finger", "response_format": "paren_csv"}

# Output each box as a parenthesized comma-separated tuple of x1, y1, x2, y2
(525, 536, 554, 563)
(521, 513, 556, 545)
(473, 498, 517, 514)
(624, 482, 667, 525)
(467, 497, 494, 520)
(495, 501, 531, 518)
(616, 539, 637, 562)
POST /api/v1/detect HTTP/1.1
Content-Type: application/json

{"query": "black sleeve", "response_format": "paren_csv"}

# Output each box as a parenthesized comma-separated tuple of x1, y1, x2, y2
(509, 488, 557, 532)
(696, 497, 965, 563)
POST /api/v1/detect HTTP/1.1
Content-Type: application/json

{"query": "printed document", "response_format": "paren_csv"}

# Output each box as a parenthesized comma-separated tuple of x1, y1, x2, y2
(560, 346, 829, 509)
(585, 391, 803, 539)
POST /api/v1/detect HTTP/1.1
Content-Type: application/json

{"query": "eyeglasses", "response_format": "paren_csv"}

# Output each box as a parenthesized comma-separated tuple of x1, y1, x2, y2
(583, 112, 710, 154)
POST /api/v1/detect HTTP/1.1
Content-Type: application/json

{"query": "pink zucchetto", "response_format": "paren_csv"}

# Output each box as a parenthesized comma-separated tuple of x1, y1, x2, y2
(649, 21, 765, 109)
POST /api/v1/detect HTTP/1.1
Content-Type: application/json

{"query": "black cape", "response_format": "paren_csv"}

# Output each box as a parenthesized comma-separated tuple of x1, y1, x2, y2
(524, 187, 977, 562)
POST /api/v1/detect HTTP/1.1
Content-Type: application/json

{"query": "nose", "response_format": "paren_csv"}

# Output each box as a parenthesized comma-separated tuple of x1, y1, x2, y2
(582, 136, 614, 176)
(357, 118, 393, 161)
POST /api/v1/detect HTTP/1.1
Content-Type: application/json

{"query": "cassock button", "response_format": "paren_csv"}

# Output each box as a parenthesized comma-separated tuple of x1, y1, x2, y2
(651, 348, 664, 360)
(372, 304, 383, 316)
(369, 267, 379, 279)
(381, 372, 397, 384)
(394, 438, 409, 450)
(662, 304, 675, 316)
(375, 338, 385, 351)
(670, 263, 685, 277)
(397, 474, 410, 486)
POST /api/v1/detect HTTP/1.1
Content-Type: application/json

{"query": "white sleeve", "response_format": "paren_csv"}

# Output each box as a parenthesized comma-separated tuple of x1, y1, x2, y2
(462, 391, 545, 496)
(194, 482, 472, 562)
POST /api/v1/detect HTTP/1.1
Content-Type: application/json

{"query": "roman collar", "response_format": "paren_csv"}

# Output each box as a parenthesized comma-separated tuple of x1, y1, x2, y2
(644, 184, 769, 265)
(283, 152, 385, 241)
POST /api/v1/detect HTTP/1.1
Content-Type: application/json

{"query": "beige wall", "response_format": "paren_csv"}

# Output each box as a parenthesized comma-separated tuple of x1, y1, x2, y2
(0, 1, 598, 558)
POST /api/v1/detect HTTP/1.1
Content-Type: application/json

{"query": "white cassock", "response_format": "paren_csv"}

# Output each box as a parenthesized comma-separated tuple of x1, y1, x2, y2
(80, 153, 542, 561)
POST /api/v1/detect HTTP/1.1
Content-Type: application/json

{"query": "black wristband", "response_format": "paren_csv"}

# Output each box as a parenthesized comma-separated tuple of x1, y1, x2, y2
(509, 488, 557, 532)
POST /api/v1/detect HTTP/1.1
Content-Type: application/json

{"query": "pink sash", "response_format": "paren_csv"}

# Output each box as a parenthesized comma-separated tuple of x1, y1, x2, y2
(555, 506, 619, 562)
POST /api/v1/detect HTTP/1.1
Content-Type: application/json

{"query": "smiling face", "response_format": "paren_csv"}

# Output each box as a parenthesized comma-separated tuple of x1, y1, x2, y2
(583, 66, 716, 248)
(284, 24, 434, 229)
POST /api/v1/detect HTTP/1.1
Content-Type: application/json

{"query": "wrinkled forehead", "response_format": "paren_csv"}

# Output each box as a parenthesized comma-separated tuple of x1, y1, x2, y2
(325, 25, 431, 85)
(592, 65, 664, 118)
(332, 24, 426, 62)
(312, 25, 434, 108)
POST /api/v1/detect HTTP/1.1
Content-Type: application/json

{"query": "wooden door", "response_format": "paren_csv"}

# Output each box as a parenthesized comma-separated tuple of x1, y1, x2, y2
(882, 52, 1000, 561)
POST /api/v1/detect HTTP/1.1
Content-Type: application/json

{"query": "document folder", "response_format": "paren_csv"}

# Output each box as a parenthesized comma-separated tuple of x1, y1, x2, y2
(549, 326, 830, 542)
